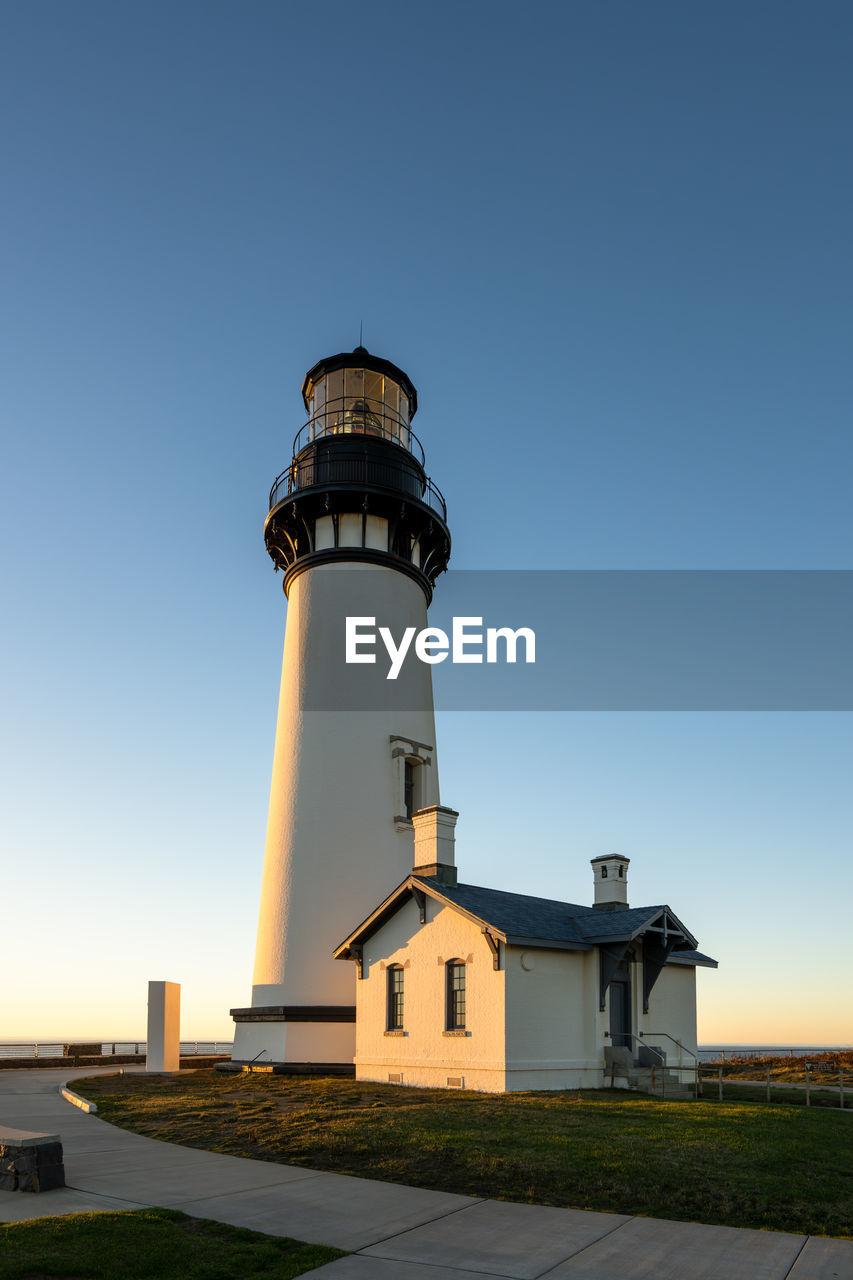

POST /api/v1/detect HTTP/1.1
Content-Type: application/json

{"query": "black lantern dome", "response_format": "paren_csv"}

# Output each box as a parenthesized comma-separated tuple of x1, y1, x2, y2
(265, 347, 450, 599)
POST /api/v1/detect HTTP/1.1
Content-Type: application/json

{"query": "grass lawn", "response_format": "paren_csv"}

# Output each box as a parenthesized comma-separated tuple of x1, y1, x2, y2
(700, 1079, 848, 1107)
(72, 1071, 853, 1239)
(0, 1207, 344, 1280)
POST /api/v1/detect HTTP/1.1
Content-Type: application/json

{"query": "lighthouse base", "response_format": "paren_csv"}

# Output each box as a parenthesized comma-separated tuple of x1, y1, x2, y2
(228, 1006, 355, 1070)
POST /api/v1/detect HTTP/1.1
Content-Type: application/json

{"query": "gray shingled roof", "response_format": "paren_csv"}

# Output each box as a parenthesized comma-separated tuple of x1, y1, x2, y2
(415, 877, 698, 950)
(416, 880, 589, 946)
(668, 949, 718, 968)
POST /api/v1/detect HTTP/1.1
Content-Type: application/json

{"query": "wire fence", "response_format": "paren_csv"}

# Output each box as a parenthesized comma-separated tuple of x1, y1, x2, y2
(673, 1063, 851, 1109)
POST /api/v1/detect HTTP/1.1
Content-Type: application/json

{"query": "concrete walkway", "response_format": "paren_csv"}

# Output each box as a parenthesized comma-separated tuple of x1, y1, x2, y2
(0, 1068, 850, 1279)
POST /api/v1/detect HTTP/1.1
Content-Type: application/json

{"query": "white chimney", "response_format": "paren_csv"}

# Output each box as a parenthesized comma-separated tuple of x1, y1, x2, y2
(412, 805, 458, 886)
(591, 853, 630, 910)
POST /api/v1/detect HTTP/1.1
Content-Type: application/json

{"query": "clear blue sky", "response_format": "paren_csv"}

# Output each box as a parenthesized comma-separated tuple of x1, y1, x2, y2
(2, 1, 850, 1042)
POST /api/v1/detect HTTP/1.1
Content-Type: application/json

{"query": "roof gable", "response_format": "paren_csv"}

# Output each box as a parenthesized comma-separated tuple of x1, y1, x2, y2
(335, 874, 702, 959)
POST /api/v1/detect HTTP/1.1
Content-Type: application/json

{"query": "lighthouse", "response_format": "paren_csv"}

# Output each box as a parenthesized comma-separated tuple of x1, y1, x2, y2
(229, 347, 451, 1069)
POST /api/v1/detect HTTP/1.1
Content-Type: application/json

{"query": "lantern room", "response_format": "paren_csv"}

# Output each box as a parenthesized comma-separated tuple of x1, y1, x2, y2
(300, 345, 419, 458)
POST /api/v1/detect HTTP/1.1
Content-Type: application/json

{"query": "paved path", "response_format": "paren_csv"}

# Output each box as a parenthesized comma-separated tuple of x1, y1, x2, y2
(1, 1068, 851, 1279)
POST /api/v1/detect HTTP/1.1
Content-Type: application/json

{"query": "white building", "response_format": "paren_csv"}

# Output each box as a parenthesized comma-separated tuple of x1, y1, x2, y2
(334, 812, 716, 1094)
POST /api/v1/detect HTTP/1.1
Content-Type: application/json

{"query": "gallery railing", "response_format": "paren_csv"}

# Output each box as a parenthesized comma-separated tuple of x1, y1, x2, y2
(292, 407, 426, 467)
(269, 446, 447, 521)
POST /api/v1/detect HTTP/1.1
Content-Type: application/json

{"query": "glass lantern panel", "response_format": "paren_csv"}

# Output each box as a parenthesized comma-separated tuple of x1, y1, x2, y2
(364, 369, 383, 426)
(343, 367, 366, 435)
(397, 383, 410, 449)
(344, 365, 365, 403)
(312, 377, 326, 440)
(326, 368, 343, 430)
(384, 380, 399, 441)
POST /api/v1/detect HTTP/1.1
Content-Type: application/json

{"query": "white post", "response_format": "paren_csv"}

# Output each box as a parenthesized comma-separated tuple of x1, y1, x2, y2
(146, 981, 180, 1073)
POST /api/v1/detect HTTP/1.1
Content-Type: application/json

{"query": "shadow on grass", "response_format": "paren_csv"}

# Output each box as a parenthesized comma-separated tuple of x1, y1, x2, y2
(0, 1207, 344, 1280)
(70, 1072, 853, 1240)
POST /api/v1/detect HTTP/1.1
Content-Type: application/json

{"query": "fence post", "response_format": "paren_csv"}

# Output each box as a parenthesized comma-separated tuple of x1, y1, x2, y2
(840, 1068, 844, 1111)
(766, 1066, 771, 1103)
(718, 1066, 723, 1101)
(806, 1066, 810, 1107)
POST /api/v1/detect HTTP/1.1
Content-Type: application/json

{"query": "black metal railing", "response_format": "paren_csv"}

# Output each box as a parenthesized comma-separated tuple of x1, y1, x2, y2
(269, 444, 447, 522)
(292, 407, 426, 468)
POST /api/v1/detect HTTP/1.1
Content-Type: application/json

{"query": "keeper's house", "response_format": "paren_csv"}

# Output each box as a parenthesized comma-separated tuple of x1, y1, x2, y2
(335, 806, 716, 1094)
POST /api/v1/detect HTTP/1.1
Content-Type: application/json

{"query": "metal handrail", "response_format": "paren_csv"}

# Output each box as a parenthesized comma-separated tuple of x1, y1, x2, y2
(0, 1041, 234, 1060)
(641, 1031, 699, 1068)
(605, 1032, 666, 1067)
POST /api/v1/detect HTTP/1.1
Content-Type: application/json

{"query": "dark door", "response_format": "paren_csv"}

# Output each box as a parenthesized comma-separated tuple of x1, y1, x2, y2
(609, 965, 632, 1049)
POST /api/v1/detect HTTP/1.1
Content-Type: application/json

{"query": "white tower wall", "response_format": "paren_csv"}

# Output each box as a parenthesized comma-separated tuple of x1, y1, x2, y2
(232, 561, 440, 1065)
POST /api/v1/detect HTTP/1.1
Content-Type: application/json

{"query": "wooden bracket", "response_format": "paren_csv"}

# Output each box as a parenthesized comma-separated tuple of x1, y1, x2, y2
(350, 945, 365, 980)
(482, 929, 500, 970)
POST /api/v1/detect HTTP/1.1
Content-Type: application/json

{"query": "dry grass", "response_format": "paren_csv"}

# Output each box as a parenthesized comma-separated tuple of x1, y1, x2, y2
(703, 1050, 853, 1086)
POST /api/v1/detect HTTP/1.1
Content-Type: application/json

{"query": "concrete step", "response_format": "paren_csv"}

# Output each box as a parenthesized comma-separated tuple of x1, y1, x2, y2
(613, 1068, 693, 1099)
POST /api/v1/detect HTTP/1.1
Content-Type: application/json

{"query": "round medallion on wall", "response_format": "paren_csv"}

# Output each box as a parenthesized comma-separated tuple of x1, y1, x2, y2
(520, 952, 535, 971)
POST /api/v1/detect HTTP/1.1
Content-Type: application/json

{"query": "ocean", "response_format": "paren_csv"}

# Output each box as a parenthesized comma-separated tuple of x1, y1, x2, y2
(698, 1045, 851, 1062)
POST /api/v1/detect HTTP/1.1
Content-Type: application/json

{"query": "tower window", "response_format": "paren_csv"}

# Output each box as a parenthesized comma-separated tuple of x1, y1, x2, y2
(404, 761, 416, 819)
(387, 966, 404, 1030)
(391, 736, 434, 830)
(601, 866, 608, 879)
(446, 960, 466, 1030)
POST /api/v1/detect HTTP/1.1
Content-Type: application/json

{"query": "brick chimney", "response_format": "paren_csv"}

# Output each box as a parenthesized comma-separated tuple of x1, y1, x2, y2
(412, 806, 458, 886)
(591, 853, 629, 910)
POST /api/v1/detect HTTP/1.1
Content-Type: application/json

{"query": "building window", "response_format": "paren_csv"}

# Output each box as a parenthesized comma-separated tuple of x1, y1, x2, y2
(446, 960, 466, 1030)
(387, 965, 404, 1030)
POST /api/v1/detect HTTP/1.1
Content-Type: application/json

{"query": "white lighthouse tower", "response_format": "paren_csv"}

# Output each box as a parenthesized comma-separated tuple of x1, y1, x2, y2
(230, 347, 451, 1069)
